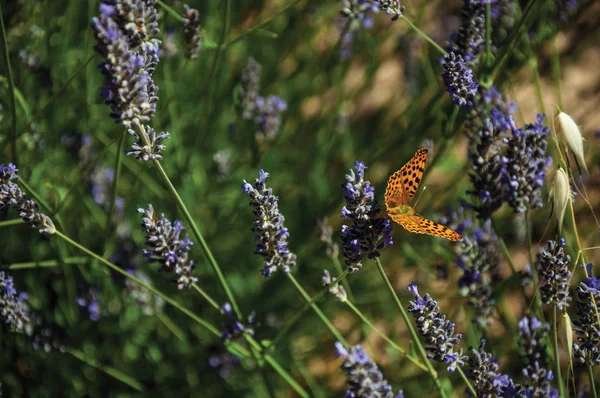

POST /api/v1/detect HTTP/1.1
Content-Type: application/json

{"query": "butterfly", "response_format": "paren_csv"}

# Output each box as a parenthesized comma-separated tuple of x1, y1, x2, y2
(384, 148, 462, 241)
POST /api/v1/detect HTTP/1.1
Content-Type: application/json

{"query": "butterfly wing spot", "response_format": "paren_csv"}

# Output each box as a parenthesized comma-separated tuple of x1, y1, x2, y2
(393, 215, 462, 241)
(397, 148, 428, 203)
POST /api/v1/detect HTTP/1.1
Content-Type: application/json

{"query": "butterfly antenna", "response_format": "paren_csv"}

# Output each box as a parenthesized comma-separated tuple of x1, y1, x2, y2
(413, 186, 427, 210)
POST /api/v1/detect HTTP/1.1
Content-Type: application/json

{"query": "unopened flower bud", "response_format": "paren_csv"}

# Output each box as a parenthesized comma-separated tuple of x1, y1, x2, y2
(557, 112, 587, 173)
(552, 168, 570, 234)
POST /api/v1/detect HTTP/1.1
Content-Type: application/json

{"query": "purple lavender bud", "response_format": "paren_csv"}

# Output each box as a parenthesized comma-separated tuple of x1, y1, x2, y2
(91, 1, 161, 127)
(221, 302, 258, 341)
(340, 161, 392, 272)
(321, 270, 347, 302)
(208, 351, 241, 379)
(0, 164, 55, 234)
(138, 205, 198, 289)
(0, 272, 32, 333)
(442, 52, 479, 107)
(445, 2, 486, 67)
(501, 114, 551, 213)
(182, 5, 201, 60)
(572, 268, 600, 367)
(335, 343, 402, 397)
(241, 170, 297, 276)
(518, 316, 558, 397)
(236, 58, 262, 120)
(536, 239, 571, 310)
(467, 339, 521, 396)
(375, 0, 405, 21)
(255, 95, 287, 144)
(407, 282, 467, 372)
(76, 286, 102, 321)
(126, 122, 170, 161)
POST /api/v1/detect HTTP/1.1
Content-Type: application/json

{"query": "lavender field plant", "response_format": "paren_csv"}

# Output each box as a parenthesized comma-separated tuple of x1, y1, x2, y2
(1, 0, 600, 396)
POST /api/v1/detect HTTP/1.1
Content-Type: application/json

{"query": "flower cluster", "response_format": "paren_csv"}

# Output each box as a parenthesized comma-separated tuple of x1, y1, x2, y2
(76, 286, 102, 321)
(255, 95, 287, 144)
(340, 0, 379, 29)
(1, 272, 32, 333)
(322, 271, 347, 302)
(220, 303, 257, 341)
(125, 269, 165, 316)
(536, 238, 571, 310)
(445, 1, 486, 67)
(126, 122, 170, 161)
(502, 114, 551, 213)
(444, 209, 500, 326)
(518, 317, 557, 397)
(236, 57, 262, 120)
(467, 339, 520, 397)
(441, 52, 478, 107)
(572, 265, 600, 367)
(376, 0, 405, 21)
(466, 118, 507, 218)
(407, 283, 467, 372)
(91, 1, 161, 128)
(334, 342, 403, 398)
(182, 4, 201, 60)
(138, 204, 198, 289)
(0, 164, 55, 235)
(209, 351, 241, 379)
(340, 161, 392, 272)
(242, 170, 297, 276)
(317, 217, 339, 258)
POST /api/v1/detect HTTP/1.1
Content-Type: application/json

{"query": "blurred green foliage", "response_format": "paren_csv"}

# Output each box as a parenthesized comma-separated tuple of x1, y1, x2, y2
(1, 0, 600, 397)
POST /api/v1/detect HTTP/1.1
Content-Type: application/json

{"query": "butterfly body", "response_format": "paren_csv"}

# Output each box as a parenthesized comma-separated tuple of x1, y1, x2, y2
(384, 148, 462, 242)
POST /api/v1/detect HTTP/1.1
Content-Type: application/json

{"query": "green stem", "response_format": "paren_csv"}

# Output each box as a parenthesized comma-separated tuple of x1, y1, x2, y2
(345, 300, 428, 373)
(551, 37, 563, 108)
(156, 311, 188, 344)
(156, 0, 183, 21)
(224, 0, 303, 47)
(54, 230, 221, 336)
(7, 257, 88, 270)
(526, 40, 546, 115)
(151, 157, 242, 319)
(0, 219, 25, 228)
(0, 2, 18, 163)
(490, 0, 542, 81)
(589, 364, 598, 398)
(485, 2, 492, 68)
(192, 283, 221, 312)
(400, 15, 447, 56)
(525, 210, 544, 318)
(263, 353, 309, 398)
(271, 269, 349, 347)
(553, 307, 566, 397)
(286, 273, 347, 345)
(457, 366, 477, 397)
(373, 258, 448, 398)
(332, 256, 354, 302)
(102, 130, 127, 254)
(66, 347, 143, 391)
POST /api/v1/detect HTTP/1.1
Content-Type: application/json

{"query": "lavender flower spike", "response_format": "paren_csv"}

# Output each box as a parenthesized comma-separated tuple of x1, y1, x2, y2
(572, 265, 600, 367)
(0, 271, 32, 334)
(182, 4, 202, 60)
(0, 164, 55, 234)
(334, 342, 403, 397)
(376, 0, 405, 21)
(126, 121, 170, 161)
(242, 170, 297, 276)
(518, 316, 558, 397)
(442, 52, 478, 107)
(407, 282, 467, 372)
(138, 204, 198, 289)
(467, 339, 521, 396)
(91, 1, 160, 127)
(536, 238, 571, 310)
(236, 57, 262, 120)
(255, 95, 287, 144)
(502, 114, 551, 213)
(340, 161, 392, 272)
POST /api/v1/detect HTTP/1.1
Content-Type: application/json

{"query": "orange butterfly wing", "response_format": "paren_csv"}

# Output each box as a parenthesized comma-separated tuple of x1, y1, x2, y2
(393, 215, 462, 242)
(384, 148, 428, 209)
